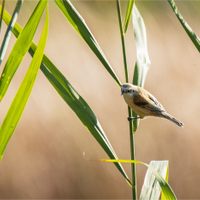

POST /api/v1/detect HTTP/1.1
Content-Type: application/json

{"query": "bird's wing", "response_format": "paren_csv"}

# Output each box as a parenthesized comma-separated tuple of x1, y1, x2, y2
(134, 90, 165, 112)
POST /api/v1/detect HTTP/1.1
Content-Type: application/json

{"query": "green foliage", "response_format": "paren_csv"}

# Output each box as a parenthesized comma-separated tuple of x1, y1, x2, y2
(38, 54, 131, 185)
(0, 0, 47, 102)
(1, 3, 131, 186)
(168, 0, 200, 53)
(0, 0, 5, 36)
(140, 161, 175, 200)
(98, 159, 176, 199)
(116, 1, 138, 198)
(1, 0, 198, 199)
(124, 0, 135, 33)
(0, 0, 23, 65)
(55, 0, 121, 87)
(0, 1, 49, 160)
(131, 4, 151, 132)
(132, 4, 150, 88)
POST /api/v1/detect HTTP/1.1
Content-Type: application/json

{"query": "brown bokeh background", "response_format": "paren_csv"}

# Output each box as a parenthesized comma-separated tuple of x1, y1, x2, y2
(0, 0, 200, 199)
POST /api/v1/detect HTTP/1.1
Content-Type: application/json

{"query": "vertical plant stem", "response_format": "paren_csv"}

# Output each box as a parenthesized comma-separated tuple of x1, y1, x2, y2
(116, 0, 128, 83)
(116, 1, 137, 199)
(0, 0, 23, 66)
(128, 107, 137, 200)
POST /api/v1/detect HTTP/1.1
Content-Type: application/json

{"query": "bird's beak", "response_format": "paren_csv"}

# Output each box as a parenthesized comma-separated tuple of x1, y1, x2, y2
(121, 90, 125, 95)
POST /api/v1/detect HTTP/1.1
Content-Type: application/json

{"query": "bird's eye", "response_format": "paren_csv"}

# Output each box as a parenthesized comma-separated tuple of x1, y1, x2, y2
(128, 90, 131, 93)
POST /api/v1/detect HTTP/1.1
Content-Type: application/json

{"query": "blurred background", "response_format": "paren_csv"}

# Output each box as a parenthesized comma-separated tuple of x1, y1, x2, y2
(0, 0, 199, 199)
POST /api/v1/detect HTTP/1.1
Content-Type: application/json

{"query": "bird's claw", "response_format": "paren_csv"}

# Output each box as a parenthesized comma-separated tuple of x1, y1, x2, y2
(127, 117, 140, 121)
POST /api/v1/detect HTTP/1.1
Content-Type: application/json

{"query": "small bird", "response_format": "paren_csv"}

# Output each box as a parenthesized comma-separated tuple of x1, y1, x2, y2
(121, 83, 184, 127)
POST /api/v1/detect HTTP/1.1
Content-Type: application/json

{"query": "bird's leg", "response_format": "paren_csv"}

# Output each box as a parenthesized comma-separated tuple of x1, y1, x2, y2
(127, 116, 141, 121)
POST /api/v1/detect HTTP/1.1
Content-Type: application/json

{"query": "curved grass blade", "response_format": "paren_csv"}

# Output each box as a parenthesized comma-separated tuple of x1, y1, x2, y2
(0, 0, 23, 66)
(55, 0, 121, 87)
(39, 59, 131, 186)
(0, 0, 5, 37)
(132, 4, 150, 88)
(123, 0, 135, 33)
(1, 6, 132, 186)
(140, 161, 169, 200)
(168, 0, 200, 53)
(0, 0, 47, 102)
(0, 3, 49, 161)
(98, 159, 176, 200)
(132, 4, 151, 132)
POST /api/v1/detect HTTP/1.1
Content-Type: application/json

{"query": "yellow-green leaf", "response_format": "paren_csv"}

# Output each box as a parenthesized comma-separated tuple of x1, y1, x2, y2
(1, 5, 131, 186)
(168, 0, 200, 53)
(0, 0, 47, 102)
(140, 161, 170, 200)
(123, 0, 135, 33)
(0, 3, 48, 161)
(0, 0, 23, 65)
(0, 0, 5, 36)
(98, 159, 176, 199)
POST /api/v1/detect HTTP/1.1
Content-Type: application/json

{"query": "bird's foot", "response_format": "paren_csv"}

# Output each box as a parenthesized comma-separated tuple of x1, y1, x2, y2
(127, 116, 141, 121)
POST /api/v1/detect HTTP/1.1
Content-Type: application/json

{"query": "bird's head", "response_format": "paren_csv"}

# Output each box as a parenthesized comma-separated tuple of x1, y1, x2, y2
(121, 83, 138, 96)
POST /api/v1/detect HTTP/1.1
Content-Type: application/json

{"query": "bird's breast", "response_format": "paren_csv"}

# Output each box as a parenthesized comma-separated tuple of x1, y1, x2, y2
(123, 94, 151, 118)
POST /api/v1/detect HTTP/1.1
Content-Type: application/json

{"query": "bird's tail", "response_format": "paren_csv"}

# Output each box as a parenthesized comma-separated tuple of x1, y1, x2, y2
(161, 112, 184, 127)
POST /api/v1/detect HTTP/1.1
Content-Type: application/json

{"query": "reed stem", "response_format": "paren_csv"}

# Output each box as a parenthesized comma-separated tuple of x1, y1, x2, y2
(116, 1, 137, 199)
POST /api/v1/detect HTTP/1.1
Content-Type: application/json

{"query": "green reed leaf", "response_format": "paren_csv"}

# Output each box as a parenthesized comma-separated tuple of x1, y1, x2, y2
(168, 0, 200, 53)
(0, 0, 5, 36)
(1, 4, 132, 186)
(0, 0, 47, 102)
(132, 4, 151, 132)
(55, 0, 121, 87)
(98, 159, 176, 200)
(0, 0, 23, 66)
(140, 161, 174, 200)
(0, 3, 48, 160)
(124, 0, 135, 33)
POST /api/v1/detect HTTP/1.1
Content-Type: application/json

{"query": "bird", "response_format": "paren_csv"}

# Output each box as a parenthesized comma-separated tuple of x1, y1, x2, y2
(121, 83, 184, 127)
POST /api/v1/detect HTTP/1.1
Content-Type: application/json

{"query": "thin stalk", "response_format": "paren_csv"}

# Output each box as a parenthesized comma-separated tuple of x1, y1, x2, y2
(116, 0, 128, 83)
(0, 0, 23, 66)
(128, 107, 137, 199)
(116, 1, 137, 199)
